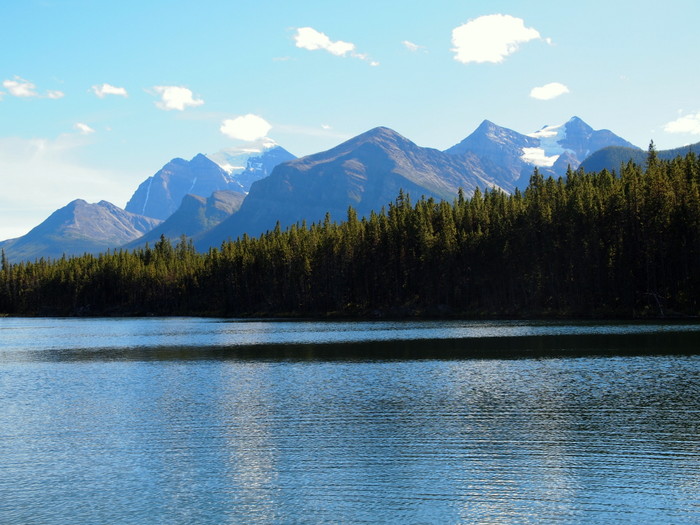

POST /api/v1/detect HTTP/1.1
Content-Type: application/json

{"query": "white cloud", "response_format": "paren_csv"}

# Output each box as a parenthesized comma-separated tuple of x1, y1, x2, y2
(3, 77, 39, 97)
(451, 14, 541, 64)
(2, 76, 64, 99)
(92, 83, 128, 98)
(321, 124, 332, 130)
(152, 85, 204, 111)
(664, 112, 700, 135)
(530, 82, 570, 100)
(294, 27, 355, 56)
(294, 26, 377, 65)
(74, 122, 95, 134)
(220, 114, 272, 142)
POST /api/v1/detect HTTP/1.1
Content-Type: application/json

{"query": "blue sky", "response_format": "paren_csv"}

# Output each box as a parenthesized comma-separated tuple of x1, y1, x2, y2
(2, 0, 700, 240)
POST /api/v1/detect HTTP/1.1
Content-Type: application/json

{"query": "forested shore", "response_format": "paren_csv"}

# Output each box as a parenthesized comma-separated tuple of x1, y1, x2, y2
(2, 148, 699, 319)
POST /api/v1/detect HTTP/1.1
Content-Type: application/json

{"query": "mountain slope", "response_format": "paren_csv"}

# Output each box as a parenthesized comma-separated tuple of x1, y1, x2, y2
(581, 141, 700, 172)
(124, 190, 245, 249)
(124, 154, 241, 221)
(445, 116, 639, 190)
(0, 200, 161, 262)
(196, 127, 502, 249)
(445, 119, 540, 191)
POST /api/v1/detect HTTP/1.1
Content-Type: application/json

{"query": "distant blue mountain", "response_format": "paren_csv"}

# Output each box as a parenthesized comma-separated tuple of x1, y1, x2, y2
(124, 190, 245, 250)
(1, 117, 659, 261)
(0, 200, 160, 262)
(124, 154, 242, 221)
(445, 116, 639, 190)
(196, 126, 504, 249)
(207, 144, 296, 192)
(125, 145, 295, 222)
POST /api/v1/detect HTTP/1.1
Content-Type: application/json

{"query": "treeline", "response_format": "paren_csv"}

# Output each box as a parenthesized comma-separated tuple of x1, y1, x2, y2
(2, 148, 700, 318)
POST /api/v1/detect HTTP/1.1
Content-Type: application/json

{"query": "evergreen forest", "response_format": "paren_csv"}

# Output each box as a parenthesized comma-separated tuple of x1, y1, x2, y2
(2, 147, 699, 319)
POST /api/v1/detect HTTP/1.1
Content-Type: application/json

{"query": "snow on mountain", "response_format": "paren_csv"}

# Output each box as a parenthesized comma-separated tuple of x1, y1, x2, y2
(206, 141, 296, 192)
(196, 126, 503, 250)
(123, 145, 295, 222)
(522, 116, 639, 172)
(207, 145, 269, 175)
(523, 123, 569, 167)
(125, 154, 240, 221)
(446, 116, 639, 191)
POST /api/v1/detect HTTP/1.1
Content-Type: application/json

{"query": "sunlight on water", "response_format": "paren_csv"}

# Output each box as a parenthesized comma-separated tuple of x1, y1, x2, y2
(0, 318, 699, 523)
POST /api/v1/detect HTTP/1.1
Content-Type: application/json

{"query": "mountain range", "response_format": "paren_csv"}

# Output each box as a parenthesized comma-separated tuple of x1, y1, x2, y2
(0, 200, 161, 262)
(125, 146, 295, 220)
(123, 190, 245, 250)
(3, 116, 671, 262)
(196, 126, 503, 247)
(444, 116, 638, 191)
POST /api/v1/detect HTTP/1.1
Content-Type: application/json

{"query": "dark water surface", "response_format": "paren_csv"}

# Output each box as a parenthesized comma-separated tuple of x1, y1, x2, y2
(1, 318, 699, 523)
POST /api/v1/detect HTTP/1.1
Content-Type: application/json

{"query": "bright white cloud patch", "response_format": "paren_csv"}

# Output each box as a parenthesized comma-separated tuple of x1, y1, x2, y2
(220, 114, 272, 142)
(152, 86, 204, 111)
(92, 83, 128, 98)
(74, 123, 95, 134)
(3, 77, 39, 97)
(294, 27, 376, 65)
(530, 82, 570, 100)
(294, 27, 355, 56)
(451, 14, 541, 64)
(664, 112, 700, 135)
(2, 77, 64, 99)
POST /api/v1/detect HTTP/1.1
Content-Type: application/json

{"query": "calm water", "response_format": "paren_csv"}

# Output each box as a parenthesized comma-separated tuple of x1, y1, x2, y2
(1, 318, 699, 524)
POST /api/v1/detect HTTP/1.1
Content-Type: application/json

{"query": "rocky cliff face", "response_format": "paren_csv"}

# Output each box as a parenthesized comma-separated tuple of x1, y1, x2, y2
(125, 154, 242, 220)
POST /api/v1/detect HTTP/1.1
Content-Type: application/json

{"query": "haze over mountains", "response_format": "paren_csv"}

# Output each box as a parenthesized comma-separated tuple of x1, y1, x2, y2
(3, 116, 679, 262)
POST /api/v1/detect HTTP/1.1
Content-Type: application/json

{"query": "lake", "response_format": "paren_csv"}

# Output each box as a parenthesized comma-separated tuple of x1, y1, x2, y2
(1, 318, 699, 523)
